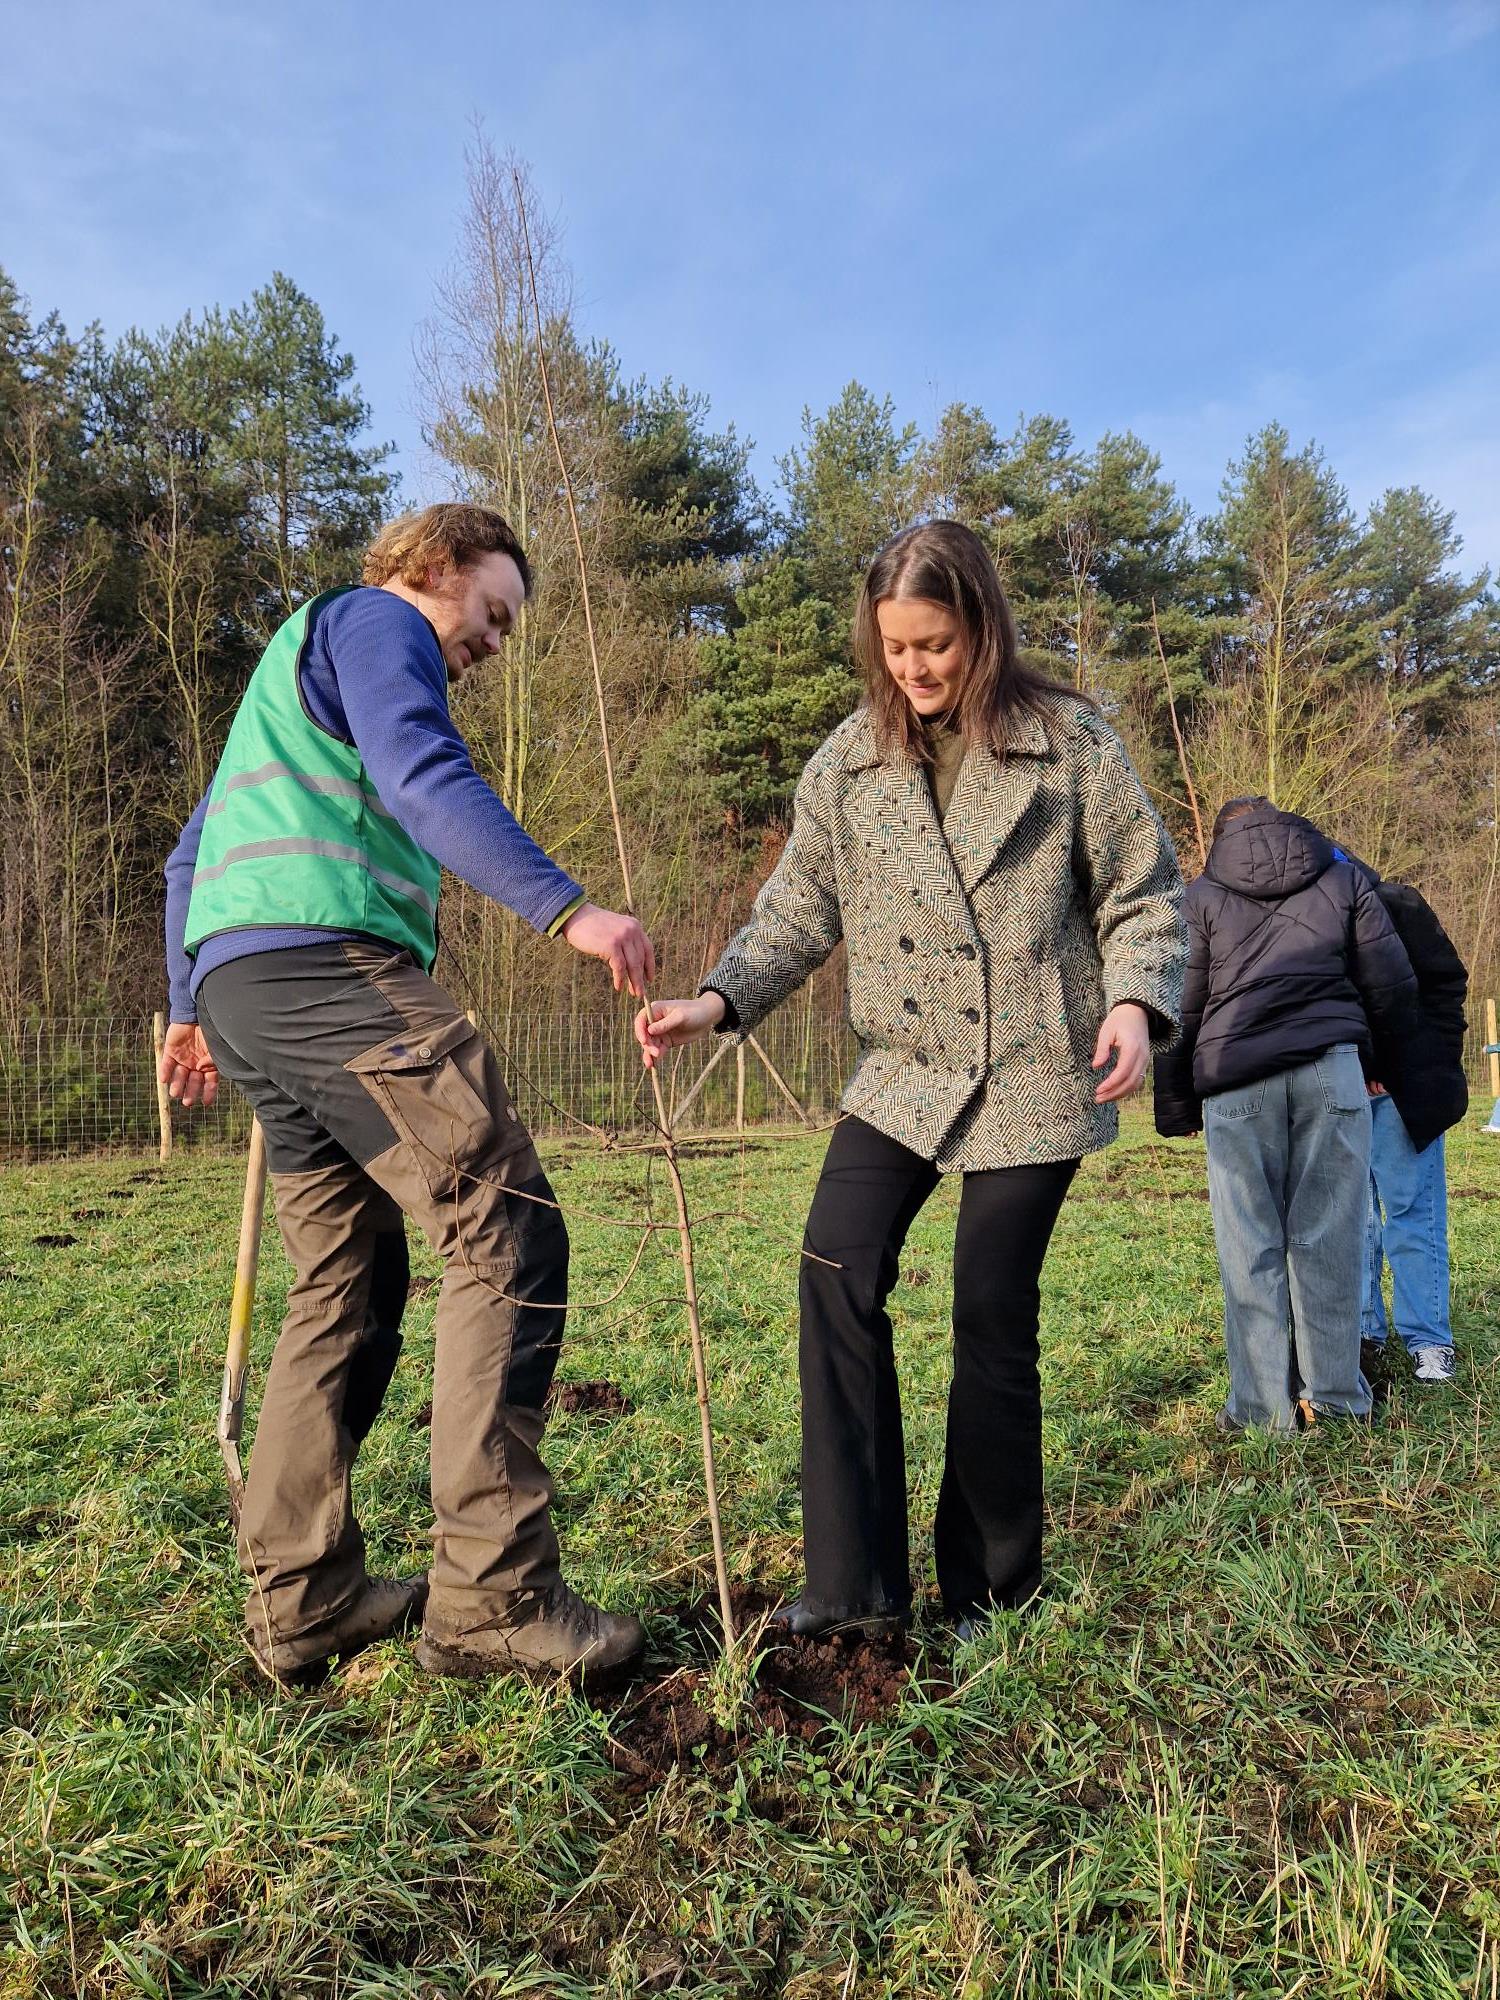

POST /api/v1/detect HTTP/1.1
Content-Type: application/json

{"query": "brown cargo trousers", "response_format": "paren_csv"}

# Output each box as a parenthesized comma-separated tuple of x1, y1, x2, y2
(196, 939, 569, 1667)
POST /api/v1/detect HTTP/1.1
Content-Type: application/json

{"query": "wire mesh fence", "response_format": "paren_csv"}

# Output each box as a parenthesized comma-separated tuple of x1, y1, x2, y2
(3, 1011, 1498, 1162)
(0, 1008, 859, 1161)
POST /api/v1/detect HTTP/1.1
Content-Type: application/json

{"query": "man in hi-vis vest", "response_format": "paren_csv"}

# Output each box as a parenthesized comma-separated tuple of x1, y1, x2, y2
(161, 503, 653, 1688)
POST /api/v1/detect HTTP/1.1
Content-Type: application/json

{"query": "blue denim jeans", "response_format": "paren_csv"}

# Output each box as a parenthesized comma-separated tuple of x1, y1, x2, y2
(1203, 1045, 1373, 1431)
(1362, 1094, 1452, 1353)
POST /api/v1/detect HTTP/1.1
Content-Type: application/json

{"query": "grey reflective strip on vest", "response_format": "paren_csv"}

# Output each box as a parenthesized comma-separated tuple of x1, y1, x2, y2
(204, 761, 397, 820)
(192, 839, 438, 917)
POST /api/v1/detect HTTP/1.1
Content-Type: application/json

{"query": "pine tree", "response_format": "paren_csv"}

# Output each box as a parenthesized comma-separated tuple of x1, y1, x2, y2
(227, 273, 396, 617)
(779, 384, 919, 612)
(690, 556, 852, 825)
(1196, 424, 1382, 817)
(1362, 486, 1499, 716)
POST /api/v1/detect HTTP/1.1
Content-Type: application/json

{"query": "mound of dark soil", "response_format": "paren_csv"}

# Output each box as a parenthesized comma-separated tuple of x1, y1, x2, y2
(549, 1379, 633, 1416)
(71, 1207, 107, 1220)
(407, 1274, 440, 1295)
(607, 1589, 933, 1791)
(411, 1377, 633, 1430)
(32, 1232, 78, 1248)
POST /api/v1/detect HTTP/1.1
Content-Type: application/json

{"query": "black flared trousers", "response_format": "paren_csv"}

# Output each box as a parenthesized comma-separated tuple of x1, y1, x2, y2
(798, 1116, 1077, 1618)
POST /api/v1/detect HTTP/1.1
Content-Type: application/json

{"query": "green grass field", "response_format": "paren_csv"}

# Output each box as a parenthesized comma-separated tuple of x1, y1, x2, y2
(4, 1109, 1499, 1998)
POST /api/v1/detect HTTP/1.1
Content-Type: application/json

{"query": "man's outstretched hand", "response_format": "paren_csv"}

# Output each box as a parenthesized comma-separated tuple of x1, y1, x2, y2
(159, 1022, 219, 1109)
(561, 902, 656, 997)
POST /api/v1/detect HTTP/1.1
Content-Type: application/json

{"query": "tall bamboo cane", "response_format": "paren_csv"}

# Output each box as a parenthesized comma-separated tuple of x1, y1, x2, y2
(513, 172, 737, 1652)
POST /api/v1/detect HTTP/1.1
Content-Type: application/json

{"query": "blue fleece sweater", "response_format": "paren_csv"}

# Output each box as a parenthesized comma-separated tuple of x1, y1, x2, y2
(164, 588, 585, 1021)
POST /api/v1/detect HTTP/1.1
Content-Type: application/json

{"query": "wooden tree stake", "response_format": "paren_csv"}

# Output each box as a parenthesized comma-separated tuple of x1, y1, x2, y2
(749, 1034, 814, 1127)
(669, 1038, 731, 1129)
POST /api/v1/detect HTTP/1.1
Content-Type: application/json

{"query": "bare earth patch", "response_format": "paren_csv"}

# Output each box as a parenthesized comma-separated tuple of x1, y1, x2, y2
(411, 1377, 633, 1430)
(606, 1589, 935, 1793)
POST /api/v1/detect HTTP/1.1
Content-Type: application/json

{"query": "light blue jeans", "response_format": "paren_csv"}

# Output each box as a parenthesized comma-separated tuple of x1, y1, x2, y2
(1362, 1094, 1452, 1353)
(1204, 1045, 1373, 1431)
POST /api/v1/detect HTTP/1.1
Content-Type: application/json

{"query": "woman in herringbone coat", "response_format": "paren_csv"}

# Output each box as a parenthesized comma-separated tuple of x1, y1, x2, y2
(637, 522, 1186, 1639)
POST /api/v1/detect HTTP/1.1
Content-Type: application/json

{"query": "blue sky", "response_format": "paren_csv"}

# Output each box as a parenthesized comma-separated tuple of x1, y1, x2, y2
(4, 0, 1498, 571)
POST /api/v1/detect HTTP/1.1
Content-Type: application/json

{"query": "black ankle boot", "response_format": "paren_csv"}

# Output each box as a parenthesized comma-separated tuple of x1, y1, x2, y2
(773, 1598, 905, 1641)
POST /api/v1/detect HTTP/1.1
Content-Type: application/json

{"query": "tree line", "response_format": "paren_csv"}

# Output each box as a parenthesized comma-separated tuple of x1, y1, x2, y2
(4, 139, 1498, 1055)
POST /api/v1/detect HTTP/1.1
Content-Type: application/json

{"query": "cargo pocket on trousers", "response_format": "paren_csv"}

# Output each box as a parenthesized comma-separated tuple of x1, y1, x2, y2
(346, 1015, 530, 1200)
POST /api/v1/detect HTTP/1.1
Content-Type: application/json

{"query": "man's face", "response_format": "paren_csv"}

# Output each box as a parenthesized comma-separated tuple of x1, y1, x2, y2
(424, 549, 527, 683)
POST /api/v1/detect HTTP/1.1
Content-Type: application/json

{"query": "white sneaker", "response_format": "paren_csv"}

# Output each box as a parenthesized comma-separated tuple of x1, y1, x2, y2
(1412, 1346, 1456, 1385)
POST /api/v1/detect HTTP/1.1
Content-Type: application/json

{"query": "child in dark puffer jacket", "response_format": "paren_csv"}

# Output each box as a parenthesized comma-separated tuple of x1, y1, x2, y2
(1155, 797, 1419, 1432)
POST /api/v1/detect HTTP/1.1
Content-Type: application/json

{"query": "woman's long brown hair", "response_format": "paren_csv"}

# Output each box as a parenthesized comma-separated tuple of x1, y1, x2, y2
(854, 520, 1081, 764)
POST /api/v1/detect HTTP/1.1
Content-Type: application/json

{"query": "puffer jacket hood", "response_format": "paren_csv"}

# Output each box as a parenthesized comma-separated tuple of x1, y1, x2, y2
(1205, 809, 1336, 901)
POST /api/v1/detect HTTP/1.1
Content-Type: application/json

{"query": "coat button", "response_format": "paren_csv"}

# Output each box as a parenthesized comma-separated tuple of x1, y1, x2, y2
(418, 1045, 433, 1059)
(914, 1051, 929, 1065)
(903, 998, 918, 1013)
(968, 1065, 980, 1080)
(964, 1008, 980, 1024)
(899, 936, 915, 952)
(957, 943, 976, 959)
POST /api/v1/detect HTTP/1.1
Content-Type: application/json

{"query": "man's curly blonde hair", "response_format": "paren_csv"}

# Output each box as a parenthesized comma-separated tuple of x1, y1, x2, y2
(362, 503, 532, 597)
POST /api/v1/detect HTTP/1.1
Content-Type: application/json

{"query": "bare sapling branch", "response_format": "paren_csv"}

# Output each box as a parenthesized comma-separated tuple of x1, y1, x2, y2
(1151, 599, 1207, 870)
(513, 168, 737, 1653)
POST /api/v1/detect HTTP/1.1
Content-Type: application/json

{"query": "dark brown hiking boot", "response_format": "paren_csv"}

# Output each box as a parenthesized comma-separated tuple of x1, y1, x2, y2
(246, 1574, 429, 1691)
(415, 1580, 645, 1685)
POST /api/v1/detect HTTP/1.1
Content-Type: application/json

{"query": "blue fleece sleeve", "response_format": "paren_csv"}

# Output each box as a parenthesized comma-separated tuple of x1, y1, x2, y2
(315, 589, 586, 934)
(164, 791, 210, 1021)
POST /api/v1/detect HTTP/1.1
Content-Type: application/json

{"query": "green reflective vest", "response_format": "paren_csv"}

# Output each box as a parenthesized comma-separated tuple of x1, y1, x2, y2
(184, 590, 442, 968)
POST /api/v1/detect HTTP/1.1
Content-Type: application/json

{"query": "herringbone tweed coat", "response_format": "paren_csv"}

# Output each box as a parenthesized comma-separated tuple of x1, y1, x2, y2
(704, 696, 1187, 1170)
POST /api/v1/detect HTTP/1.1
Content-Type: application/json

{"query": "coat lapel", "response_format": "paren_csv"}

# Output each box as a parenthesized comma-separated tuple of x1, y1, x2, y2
(942, 714, 1051, 894)
(838, 714, 972, 933)
(836, 703, 1055, 920)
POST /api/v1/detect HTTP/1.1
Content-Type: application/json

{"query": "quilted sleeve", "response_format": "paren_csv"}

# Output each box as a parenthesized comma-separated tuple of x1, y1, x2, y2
(1350, 874, 1420, 1086)
(1153, 889, 1209, 1136)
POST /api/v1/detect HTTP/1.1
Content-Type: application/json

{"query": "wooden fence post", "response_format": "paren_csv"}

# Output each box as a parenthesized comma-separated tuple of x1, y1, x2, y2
(735, 1043, 746, 1132)
(1488, 998, 1499, 1099)
(151, 1012, 172, 1163)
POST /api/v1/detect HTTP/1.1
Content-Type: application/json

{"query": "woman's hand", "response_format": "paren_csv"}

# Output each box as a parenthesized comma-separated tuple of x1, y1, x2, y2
(1092, 1002, 1150, 1103)
(158, 1022, 219, 1109)
(634, 992, 726, 1069)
